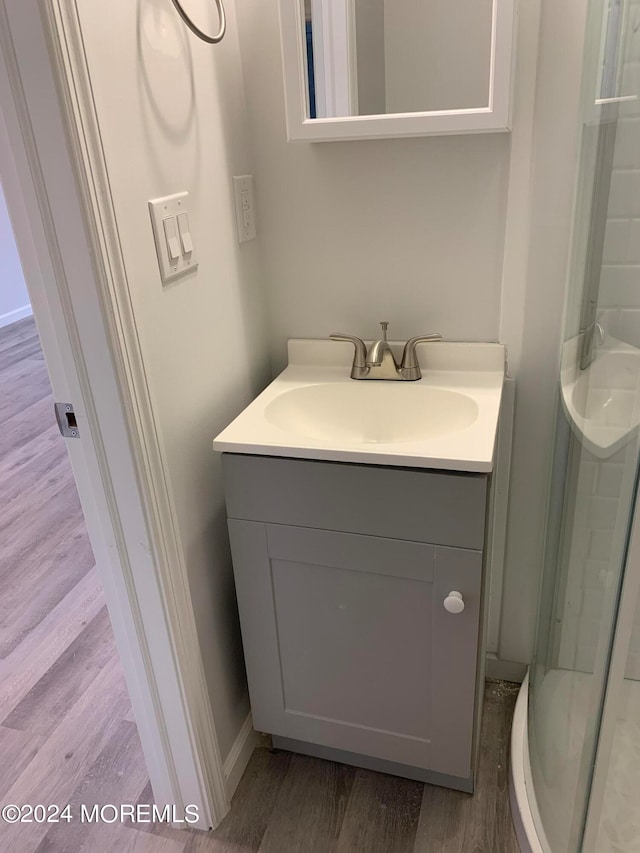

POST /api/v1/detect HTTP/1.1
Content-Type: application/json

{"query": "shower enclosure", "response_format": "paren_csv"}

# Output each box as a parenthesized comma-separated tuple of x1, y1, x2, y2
(512, 1, 640, 851)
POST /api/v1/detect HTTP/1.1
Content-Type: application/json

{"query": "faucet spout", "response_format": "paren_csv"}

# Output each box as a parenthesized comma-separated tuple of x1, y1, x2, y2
(365, 322, 401, 377)
(367, 339, 394, 367)
(330, 324, 443, 380)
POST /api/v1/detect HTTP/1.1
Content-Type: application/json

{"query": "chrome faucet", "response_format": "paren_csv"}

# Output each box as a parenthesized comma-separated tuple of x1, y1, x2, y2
(330, 322, 442, 380)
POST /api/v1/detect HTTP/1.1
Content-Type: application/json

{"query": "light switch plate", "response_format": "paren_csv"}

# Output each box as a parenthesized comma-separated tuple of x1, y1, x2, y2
(149, 192, 198, 283)
(233, 175, 257, 243)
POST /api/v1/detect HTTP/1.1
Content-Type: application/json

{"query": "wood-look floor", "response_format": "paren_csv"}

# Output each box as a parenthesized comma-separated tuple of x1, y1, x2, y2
(1, 317, 521, 852)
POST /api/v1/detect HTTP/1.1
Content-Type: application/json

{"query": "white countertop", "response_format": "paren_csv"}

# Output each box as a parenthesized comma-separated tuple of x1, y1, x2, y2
(213, 340, 506, 473)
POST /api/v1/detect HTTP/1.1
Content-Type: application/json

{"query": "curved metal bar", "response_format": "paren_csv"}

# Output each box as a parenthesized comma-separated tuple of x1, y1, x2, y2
(169, 0, 226, 44)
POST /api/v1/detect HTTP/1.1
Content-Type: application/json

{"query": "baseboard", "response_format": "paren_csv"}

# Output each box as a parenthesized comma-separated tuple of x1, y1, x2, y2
(486, 652, 527, 683)
(0, 304, 32, 328)
(223, 713, 258, 799)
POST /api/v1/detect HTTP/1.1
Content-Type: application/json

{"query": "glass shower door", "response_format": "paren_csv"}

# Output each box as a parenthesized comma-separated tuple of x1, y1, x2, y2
(527, 0, 640, 850)
(529, 413, 640, 852)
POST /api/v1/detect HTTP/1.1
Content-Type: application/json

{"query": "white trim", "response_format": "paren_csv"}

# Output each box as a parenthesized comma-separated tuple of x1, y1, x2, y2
(39, 0, 229, 827)
(485, 653, 526, 684)
(487, 377, 515, 654)
(509, 673, 551, 853)
(278, 0, 518, 141)
(0, 302, 32, 328)
(497, 0, 542, 379)
(309, 0, 328, 117)
(310, 0, 353, 118)
(223, 714, 259, 799)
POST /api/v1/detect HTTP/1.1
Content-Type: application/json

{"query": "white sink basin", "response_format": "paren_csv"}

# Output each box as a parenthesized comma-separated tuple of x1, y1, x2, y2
(265, 383, 479, 444)
(213, 339, 506, 472)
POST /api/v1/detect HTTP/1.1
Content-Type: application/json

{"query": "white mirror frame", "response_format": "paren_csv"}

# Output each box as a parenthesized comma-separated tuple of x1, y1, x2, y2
(278, 0, 518, 142)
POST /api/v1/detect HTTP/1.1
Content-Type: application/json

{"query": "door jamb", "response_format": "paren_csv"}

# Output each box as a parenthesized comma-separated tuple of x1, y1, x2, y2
(0, 0, 230, 829)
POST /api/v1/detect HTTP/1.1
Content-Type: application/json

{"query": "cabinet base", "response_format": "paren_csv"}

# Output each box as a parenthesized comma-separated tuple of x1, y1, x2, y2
(271, 735, 474, 794)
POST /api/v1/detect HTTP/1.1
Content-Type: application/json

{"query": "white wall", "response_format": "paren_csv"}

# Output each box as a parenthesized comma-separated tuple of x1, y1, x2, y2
(236, 0, 511, 373)
(73, 0, 270, 761)
(384, 0, 493, 113)
(0, 178, 31, 327)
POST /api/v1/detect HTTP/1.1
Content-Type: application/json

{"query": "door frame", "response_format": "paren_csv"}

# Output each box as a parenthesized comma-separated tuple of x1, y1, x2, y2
(309, 0, 358, 118)
(0, 0, 230, 830)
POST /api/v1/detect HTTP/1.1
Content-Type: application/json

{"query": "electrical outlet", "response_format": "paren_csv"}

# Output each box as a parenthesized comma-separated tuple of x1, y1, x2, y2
(233, 175, 256, 243)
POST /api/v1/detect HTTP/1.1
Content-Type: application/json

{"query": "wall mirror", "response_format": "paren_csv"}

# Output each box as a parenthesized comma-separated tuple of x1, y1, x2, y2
(278, 0, 518, 142)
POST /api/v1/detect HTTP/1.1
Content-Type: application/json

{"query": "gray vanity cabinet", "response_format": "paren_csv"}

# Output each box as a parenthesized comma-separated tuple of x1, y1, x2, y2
(222, 454, 489, 793)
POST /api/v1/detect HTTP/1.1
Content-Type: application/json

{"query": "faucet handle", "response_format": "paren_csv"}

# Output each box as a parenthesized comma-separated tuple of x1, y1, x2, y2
(380, 322, 389, 341)
(400, 334, 443, 379)
(330, 333, 367, 368)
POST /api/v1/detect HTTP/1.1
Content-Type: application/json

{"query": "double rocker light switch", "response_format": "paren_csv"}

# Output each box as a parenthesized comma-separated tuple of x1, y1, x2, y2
(149, 192, 198, 284)
(177, 212, 193, 255)
(163, 216, 180, 262)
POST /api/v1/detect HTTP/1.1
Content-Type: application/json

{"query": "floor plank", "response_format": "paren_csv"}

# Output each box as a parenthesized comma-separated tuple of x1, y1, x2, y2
(0, 521, 94, 659)
(494, 682, 521, 851)
(0, 449, 80, 555)
(414, 681, 520, 853)
(0, 356, 53, 422)
(185, 748, 292, 852)
(0, 725, 43, 801)
(0, 339, 43, 372)
(0, 422, 67, 501)
(1, 655, 131, 850)
(0, 317, 37, 352)
(335, 769, 423, 853)
(0, 395, 60, 458)
(99, 829, 185, 853)
(0, 567, 105, 723)
(35, 720, 152, 853)
(125, 783, 191, 844)
(257, 753, 356, 852)
(4, 607, 116, 737)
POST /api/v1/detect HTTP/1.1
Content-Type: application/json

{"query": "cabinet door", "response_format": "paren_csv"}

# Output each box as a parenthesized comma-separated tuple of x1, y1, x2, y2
(228, 520, 482, 779)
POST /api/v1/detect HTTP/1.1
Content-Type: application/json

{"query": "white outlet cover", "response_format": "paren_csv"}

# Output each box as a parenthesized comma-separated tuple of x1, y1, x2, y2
(148, 192, 198, 283)
(233, 175, 257, 243)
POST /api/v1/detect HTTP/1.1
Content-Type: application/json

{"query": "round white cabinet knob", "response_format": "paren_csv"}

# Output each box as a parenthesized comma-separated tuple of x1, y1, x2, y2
(443, 591, 465, 614)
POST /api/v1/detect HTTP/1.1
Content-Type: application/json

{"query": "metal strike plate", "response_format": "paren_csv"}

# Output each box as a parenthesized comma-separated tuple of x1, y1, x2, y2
(54, 402, 79, 438)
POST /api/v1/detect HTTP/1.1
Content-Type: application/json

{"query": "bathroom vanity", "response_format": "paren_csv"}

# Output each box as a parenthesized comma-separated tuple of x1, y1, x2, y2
(213, 339, 505, 793)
